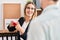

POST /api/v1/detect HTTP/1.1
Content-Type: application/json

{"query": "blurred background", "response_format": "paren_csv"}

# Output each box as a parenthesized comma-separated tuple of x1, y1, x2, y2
(0, 0, 41, 30)
(0, 0, 59, 30)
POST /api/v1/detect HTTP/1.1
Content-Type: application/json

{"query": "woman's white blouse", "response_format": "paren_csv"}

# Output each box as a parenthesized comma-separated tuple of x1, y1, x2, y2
(22, 21, 29, 32)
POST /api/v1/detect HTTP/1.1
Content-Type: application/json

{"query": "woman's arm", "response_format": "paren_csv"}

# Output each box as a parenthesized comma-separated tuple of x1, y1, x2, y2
(15, 23, 25, 35)
(15, 23, 27, 40)
(7, 17, 25, 32)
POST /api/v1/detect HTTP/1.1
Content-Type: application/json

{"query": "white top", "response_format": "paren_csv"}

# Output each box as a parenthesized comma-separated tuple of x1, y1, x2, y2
(21, 21, 29, 40)
(27, 4, 60, 40)
(22, 21, 29, 32)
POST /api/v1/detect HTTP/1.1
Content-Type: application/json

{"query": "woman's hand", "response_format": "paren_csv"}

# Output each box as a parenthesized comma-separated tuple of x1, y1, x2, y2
(10, 21, 18, 27)
(9, 21, 15, 27)
(15, 22, 25, 35)
(15, 22, 21, 31)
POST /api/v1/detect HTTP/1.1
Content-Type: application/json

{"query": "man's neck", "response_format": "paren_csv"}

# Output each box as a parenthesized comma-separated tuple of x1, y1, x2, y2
(43, 1, 56, 9)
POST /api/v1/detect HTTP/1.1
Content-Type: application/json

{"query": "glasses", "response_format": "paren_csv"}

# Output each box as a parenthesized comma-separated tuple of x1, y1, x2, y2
(26, 7, 35, 10)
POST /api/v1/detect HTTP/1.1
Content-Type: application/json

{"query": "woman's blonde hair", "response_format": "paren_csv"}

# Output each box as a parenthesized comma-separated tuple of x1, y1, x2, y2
(24, 1, 37, 19)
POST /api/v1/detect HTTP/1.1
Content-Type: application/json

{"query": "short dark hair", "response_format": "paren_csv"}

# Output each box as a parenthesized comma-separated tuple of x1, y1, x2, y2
(53, 0, 58, 2)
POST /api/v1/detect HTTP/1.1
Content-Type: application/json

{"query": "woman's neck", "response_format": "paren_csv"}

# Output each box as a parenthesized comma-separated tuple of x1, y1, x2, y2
(25, 16, 32, 23)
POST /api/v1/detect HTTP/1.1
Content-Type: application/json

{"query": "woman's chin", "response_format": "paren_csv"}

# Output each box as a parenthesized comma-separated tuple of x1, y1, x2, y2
(26, 14, 33, 17)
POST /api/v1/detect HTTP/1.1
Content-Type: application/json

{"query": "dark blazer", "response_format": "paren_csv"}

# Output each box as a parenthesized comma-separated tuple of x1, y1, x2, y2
(7, 17, 30, 40)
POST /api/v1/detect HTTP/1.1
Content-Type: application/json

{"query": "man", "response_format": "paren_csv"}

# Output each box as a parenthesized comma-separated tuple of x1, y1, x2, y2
(27, 0, 60, 40)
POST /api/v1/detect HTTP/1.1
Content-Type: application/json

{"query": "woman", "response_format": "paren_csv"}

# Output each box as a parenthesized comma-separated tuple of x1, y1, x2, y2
(7, 1, 36, 40)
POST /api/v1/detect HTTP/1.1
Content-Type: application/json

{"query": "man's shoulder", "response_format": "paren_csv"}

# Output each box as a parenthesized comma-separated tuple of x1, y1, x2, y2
(30, 5, 59, 24)
(31, 16, 46, 24)
(43, 5, 58, 13)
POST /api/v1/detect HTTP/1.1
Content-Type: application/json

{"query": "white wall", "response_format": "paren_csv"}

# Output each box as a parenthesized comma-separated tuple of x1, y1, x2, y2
(0, 0, 27, 30)
(0, 0, 4, 30)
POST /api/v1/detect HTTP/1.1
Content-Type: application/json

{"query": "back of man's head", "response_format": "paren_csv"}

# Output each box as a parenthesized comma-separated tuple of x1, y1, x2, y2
(53, 0, 58, 2)
(40, 0, 58, 9)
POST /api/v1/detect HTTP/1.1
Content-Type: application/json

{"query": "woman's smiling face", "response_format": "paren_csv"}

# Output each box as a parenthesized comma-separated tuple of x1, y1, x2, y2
(25, 4, 35, 17)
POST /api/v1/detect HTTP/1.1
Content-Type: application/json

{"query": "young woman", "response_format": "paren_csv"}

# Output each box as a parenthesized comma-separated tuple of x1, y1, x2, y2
(7, 1, 36, 40)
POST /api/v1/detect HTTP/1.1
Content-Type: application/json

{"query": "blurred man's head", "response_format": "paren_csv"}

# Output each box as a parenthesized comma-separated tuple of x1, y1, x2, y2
(40, 0, 58, 9)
